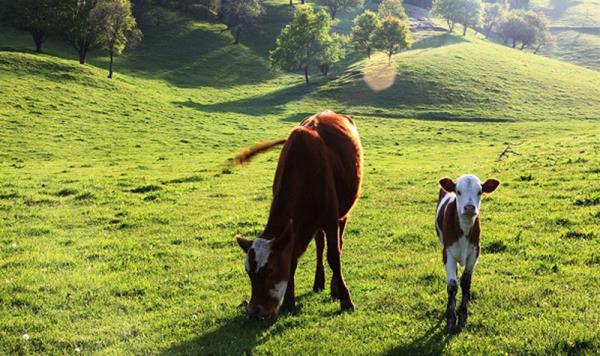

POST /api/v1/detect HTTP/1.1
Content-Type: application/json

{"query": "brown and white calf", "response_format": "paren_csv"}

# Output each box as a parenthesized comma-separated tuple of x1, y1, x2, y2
(435, 175, 500, 332)
(234, 111, 363, 320)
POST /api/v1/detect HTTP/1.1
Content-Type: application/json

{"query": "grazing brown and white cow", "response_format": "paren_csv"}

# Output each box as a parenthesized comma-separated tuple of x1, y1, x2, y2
(234, 111, 363, 320)
(435, 175, 500, 332)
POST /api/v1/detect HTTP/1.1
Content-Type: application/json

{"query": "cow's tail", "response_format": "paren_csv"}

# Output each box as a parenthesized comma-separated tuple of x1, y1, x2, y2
(231, 139, 287, 165)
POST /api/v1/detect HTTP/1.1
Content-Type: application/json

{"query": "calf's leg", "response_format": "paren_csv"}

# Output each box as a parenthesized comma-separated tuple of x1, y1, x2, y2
(445, 253, 458, 333)
(458, 254, 477, 327)
(325, 220, 354, 312)
(313, 230, 325, 292)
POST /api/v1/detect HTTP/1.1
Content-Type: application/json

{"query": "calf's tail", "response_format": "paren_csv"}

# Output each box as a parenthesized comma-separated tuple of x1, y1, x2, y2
(232, 139, 286, 165)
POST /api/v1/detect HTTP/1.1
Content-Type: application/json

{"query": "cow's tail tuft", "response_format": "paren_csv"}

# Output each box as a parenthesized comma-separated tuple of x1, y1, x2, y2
(231, 139, 287, 165)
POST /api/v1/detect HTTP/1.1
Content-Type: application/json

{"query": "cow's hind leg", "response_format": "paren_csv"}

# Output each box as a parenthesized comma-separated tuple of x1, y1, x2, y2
(281, 258, 298, 314)
(325, 219, 354, 312)
(313, 230, 325, 292)
(330, 217, 347, 300)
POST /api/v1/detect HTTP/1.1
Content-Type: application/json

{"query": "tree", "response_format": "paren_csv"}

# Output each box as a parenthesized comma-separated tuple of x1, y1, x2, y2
(59, 0, 102, 64)
(351, 10, 379, 58)
(316, 0, 362, 19)
(498, 9, 548, 49)
(317, 33, 346, 76)
(433, 0, 481, 35)
(456, 0, 481, 36)
(432, 0, 461, 32)
(373, 17, 411, 63)
(269, 6, 337, 85)
(533, 29, 553, 54)
(377, 0, 407, 19)
(483, 2, 506, 38)
(6, 0, 59, 52)
(90, 0, 141, 78)
(222, 0, 263, 44)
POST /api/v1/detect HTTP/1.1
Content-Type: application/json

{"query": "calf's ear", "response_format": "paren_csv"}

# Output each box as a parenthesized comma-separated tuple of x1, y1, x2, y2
(482, 179, 500, 193)
(236, 235, 252, 254)
(439, 178, 456, 193)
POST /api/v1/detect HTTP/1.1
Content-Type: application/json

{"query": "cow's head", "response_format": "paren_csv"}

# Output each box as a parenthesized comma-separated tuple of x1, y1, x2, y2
(440, 175, 499, 217)
(236, 222, 293, 320)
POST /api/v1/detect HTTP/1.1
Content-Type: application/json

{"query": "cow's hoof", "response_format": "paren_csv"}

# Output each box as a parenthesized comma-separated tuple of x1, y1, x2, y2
(340, 301, 355, 313)
(444, 322, 457, 334)
(313, 281, 325, 293)
(445, 314, 457, 333)
(280, 304, 298, 315)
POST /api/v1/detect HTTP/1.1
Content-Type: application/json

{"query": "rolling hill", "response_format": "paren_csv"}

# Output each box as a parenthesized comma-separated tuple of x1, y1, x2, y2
(530, 0, 600, 70)
(1, 1, 599, 354)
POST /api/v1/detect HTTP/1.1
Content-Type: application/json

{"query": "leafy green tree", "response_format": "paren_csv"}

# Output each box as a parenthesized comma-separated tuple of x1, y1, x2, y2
(222, 0, 264, 44)
(377, 0, 407, 20)
(483, 2, 506, 38)
(432, 0, 461, 32)
(456, 0, 481, 36)
(498, 9, 548, 49)
(433, 0, 481, 34)
(90, 0, 141, 78)
(317, 33, 346, 76)
(351, 10, 379, 58)
(269, 6, 335, 85)
(373, 16, 411, 63)
(5, 0, 59, 52)
(59, 0, 102, 64)
(316, 0, 362, 19)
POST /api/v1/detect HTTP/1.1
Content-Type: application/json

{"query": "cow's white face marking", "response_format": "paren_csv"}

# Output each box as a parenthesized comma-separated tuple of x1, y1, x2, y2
(269, 280, 288, 303)
(250, 238, 272, 273)
(455, 175, 483, 217)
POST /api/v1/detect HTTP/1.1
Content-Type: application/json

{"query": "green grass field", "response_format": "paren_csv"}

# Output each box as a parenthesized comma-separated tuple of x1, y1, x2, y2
(1, 1, 599, 354)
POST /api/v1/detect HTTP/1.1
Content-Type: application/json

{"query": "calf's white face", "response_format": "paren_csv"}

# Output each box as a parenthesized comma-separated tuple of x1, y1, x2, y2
(440, 175, 500, 217)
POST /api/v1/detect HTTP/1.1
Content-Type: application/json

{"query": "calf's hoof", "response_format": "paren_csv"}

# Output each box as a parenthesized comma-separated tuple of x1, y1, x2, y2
(445, 313, 457, 333)
(445, 320, 457, 334)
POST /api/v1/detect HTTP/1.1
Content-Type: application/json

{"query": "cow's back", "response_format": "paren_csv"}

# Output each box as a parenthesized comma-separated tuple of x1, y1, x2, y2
(301, 112, 363, 218)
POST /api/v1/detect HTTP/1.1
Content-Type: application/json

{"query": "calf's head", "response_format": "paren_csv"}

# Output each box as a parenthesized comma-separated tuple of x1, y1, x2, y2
(440, 175, 500, 217)
(236, 223, 293, 320)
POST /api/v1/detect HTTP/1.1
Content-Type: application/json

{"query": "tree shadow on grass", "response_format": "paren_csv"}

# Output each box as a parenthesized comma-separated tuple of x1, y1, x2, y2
(411, 34, 468, 51)
(352, 111, 517, 123)
(173, 82, 314, 116)
(385, 316, 455, 355)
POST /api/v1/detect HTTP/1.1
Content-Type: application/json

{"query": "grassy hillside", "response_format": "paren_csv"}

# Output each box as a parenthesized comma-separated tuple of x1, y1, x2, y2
(529, 0, 600, 70)
(1, 2, 599, 354)
(319, 34, 600, 120)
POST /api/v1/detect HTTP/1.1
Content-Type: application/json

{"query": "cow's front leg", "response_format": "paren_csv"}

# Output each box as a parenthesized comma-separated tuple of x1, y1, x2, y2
(444, 253, 458, 333)
(313, 230, 325, 292)
(458, 253, 477, 327)
(325, 220, 354, 312)
(280, 259, 298, 314)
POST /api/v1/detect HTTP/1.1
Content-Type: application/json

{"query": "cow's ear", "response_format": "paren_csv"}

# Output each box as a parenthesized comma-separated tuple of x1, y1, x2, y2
(439, 178, 456, 193)
(273, 219, 293, 251)
(236, 235, 252, 254)
(482, 179, 500, 194)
